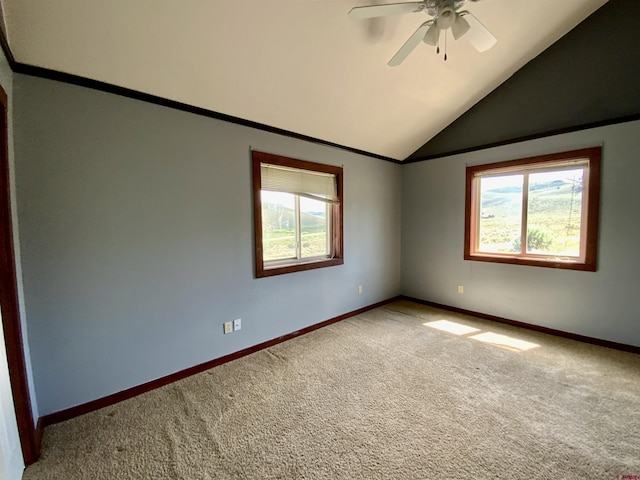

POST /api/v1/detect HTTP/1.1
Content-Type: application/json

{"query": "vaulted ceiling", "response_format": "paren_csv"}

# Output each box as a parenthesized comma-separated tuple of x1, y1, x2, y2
(0, 0, 608, 161)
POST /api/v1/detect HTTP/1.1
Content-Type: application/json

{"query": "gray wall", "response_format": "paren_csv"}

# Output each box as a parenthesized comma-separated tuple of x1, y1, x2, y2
(14, 74, 402, 416)
(409, 0, 640, 160)
(402, 119, 640, 347)
(14, 50, 640, 419)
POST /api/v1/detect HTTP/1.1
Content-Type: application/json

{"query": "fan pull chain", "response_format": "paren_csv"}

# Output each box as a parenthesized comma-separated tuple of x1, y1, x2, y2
(444, 32, 447, 61)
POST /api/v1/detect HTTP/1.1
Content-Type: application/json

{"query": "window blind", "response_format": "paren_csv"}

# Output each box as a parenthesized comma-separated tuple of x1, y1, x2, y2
(261, 163, 338, 203)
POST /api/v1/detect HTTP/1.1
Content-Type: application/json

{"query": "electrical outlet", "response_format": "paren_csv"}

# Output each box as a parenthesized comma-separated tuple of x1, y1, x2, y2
(223, 321, 233, 334)
(233, 318, 241, 331)
(358, 285, 363, 295)
(458, 285, 464, 294)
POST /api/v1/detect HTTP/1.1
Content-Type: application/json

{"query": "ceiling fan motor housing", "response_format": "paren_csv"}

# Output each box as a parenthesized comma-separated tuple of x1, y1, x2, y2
(425, 0, 466, 17)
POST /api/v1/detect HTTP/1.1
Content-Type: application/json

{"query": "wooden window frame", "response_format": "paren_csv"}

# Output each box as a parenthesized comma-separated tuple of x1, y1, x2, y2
(252, 151, 344, 278)
(464, 147, 601, 271)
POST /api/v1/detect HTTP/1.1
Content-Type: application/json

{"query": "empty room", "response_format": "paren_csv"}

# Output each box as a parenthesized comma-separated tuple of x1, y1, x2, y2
(0, 0, 638, 478)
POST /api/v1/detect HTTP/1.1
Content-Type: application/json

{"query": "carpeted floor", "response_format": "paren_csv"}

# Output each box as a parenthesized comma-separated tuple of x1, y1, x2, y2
(24, 300, 640, 479)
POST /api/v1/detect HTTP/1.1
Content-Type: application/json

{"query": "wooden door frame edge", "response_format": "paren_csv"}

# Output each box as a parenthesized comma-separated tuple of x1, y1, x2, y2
(0, 83, 40, 464)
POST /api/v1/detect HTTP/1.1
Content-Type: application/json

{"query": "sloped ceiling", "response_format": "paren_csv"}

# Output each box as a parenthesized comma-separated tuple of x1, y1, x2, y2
(410, 0, 640, 160)
(1, 0, 608, 161)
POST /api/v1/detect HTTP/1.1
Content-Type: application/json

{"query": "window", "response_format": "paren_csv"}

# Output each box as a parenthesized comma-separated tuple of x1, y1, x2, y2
(252, 151, 343, 278)
(464, 147, 601, 271)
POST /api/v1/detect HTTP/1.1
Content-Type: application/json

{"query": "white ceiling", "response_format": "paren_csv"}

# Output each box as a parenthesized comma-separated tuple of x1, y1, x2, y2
(1, 0, 608, 160)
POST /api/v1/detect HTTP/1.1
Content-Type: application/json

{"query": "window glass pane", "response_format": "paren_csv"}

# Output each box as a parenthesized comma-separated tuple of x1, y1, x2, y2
(300, 196, 329, 259)
(526, 169, 584, 257)
(478, 174, 523, 253)
(261, 191, 296, 261)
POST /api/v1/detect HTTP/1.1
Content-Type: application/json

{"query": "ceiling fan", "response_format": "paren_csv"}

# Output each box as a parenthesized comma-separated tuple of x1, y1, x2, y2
(349, 0, 497, 66)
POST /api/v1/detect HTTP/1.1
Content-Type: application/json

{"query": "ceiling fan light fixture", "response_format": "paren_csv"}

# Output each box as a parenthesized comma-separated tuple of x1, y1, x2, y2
(436, 6, 456, 29)
(451, 15, 470, 39)
(423, 23, 440, 46)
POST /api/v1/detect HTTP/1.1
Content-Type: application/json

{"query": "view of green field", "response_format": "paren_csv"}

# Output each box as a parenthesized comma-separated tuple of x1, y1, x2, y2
(261, 193, 329, 261)
(479, 170, 583, 256)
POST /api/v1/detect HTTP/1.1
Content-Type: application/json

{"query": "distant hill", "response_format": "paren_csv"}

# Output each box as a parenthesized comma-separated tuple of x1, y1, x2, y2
(480, 177, 583, 255)
(262, 202, 326, 236)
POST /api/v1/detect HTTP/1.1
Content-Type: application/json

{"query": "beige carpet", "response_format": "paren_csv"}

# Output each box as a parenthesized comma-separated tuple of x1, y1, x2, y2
(24, 300, 640, 479)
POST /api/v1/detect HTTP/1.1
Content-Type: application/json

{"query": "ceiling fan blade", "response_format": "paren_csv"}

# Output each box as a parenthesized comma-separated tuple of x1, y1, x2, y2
(460, 11, 497, 52)
(422, 22, 440, 46)
(388, 21, 431, 67)
(349, 2, 425, 20)
(451, 15, 470, 40)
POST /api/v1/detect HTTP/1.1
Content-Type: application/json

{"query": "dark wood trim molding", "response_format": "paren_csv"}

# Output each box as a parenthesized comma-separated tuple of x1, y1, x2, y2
(1, 26, 638, 166)
(0, 27, 398, 166)
(0, 84, 40, 464)
(34, 418, 44, 454)
(1, 13, 639, 168)
(40, 293, 639, 428)
(405, 113, 640, 164)
(0, 14, 398, 164)
(402, 296, 640, 354)
(41, 296, 400, 427)
(0, 20, 15, 67)
(4, 28, 399, 166)
(12, 61, 400, 164)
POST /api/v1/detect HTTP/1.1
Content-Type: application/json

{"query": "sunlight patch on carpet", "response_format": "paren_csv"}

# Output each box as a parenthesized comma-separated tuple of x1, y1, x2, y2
(423, 320, 481, 336)
(470, 332, 540, 352)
